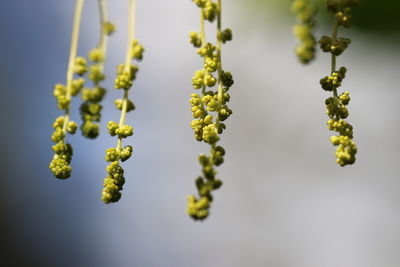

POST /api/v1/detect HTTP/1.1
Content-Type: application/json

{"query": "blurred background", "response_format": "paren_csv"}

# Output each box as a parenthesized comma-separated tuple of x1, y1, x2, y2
(0, 0, 399, 266)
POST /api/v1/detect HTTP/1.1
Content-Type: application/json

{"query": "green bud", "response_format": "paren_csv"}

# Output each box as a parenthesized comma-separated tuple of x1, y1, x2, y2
(202, 124, 219, 144)
(114, 99, 135, 112)
(105, 148, 120, 162)
(103, 21, 116, 35)
(51, 129, 65, 143)
(81, 121, 99, 139)
(205, 57, 218, 73)
(220, 28, 232, 43)
(53, 84, 66, 98)
(88, 48, 104, 63)
(189, 32, 202, 48)
(120, 145, 133, 162)
(203, 1, 218, 22)
(49, 157, 72, 179)
(132, 40, 145, 61)
(115, 125, 134, 138)
(56, 95, 70, 110)
(89, 65, 105, 84)
(71, 78, 85, 96)
(220, 71, 234, 87)
(74, 56, 87, 76)
(67, 121, 78, 134)
(107, 121, 119, 136)
(198, 154, 209, 166)
(197, 43, 215, 57)
(53, 116, 65, 130)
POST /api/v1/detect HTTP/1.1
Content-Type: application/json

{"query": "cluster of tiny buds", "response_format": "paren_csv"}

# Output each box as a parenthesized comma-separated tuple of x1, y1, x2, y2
(291, 0, 317, 64)
(187, 146, 225, 219)
(107, 121, 134, 138)
(193, 0, 218, 22)
(325, 91, 356, 166)
(320, 66, 346, 92)
(327, 0, 358, 28)
(80, 21, 115, 139)
(319, 0, 358, 166)
(189, 86, 231, 143)
(190, 51, 233, 145)
(114, 64, 138, 90)
(114, 41, 143, 90)
(103, 21, 116, 35)
(49, 117, 76, 179)
(49, 53, 88, 179)
(319, 36, 351, 56)
(53, 79, 84, 110)
(80, 86, 106, 138)
(102, 161, 125, 203)
(102, 145, 132, 203)
(187, 0, 233, 220)
(102, 39, 144, 204)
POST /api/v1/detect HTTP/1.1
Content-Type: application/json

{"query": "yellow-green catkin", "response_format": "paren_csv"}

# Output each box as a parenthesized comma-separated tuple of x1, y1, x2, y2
(80, 0, 115, 139)
(291, 0, 317, 64)
(319, 0, 358, 166)
(50, 0, 85, 179)
(187, 0, 234, 220)
(102, 0, 143, 204)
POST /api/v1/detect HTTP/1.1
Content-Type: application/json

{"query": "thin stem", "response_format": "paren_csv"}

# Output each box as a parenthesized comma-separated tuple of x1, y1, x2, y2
(211, 0, 223, 163)
(216, 0, 223, 119)
(216, 0, 222, 72)
(98, 0, 108, 73)
(200, 9, 207, 95)
(117, 0, 136, 152)
(331, 21, 339, 74)
(200, 9, 206, 45)
(124, 0, 136, 71)
(63, 0, 85, 133)
(330, 19, 340, 116)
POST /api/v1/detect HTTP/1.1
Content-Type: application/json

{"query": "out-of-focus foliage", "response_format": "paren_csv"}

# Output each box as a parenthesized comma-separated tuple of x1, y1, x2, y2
(247, 0, 400, 35)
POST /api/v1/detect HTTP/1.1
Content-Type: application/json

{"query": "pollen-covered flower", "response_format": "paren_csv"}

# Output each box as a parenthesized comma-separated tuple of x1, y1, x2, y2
(187, 0, 234, 220)
(80, 0, 115, 139)
(49, 0, 86, 179)
(101, 0, 143, 204)
(291, 0, 317, 64)
(319, 0, 358, 166)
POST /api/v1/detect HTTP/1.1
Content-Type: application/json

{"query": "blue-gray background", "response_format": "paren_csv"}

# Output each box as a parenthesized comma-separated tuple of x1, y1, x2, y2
(1, 1, 400, 266)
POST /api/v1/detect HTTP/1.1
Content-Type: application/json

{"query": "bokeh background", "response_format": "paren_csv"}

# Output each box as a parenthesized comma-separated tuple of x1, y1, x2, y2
(1, 0, 400, 266)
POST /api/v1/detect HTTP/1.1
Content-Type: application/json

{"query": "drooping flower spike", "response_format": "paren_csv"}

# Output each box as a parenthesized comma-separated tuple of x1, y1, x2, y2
(291, 0, 317, 64)
(319, 0, 358, 166)
(80, 0, 115, 139)
(49, 0, 85, 179)
(187, 0, 234, 220)
(101, 0, 144, 204)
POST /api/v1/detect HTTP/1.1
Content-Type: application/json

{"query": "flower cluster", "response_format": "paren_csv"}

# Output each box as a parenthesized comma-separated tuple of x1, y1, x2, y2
(49, 117, 76, 179)
(291, 0, 317, 64)
(50, 59, 86, 178)
(49, 0, 85, 179)
(319, 0, 358, 166)
(80, 15, 115, 138)
(187, 0, 233, 220)
(102, 0, 144, 204)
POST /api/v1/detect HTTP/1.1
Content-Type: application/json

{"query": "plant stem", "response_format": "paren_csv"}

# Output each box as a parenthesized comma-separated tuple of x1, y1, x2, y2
(63, 0, 85, 134)
(98, 0, 108, 73)
(211, 0, 223, 162)
(124, 0, 135, 71)
(216, 0, 223, 121)
(200, 9, 207, 96)
(331, 19, 339, 100)
(200, 8, 205, 45)
(117, 0, 136, 152)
